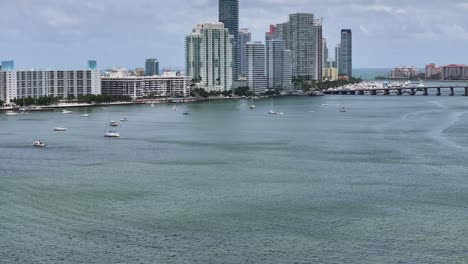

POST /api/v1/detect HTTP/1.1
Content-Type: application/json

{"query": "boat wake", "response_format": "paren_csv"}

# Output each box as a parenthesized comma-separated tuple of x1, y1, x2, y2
(429, 111, 468, 151)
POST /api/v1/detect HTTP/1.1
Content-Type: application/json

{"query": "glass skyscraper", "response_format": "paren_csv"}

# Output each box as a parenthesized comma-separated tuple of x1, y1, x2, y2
(339, 29, 352, 77)
(239, 28, 251, 77)
(145, 58, 160, 76)
(88, 60, 97, 70)
(1, 60, 15, 71)
(219, 0, 239, 80)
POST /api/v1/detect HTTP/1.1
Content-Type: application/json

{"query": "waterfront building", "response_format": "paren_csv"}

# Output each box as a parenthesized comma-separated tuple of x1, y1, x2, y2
(1, 60, 15, 71)
(314, 20, 323, 81)
(239, 28, 251, 77)
(275, 13, 319, 80)
(101, 72, 191, 98)
(246, 41, 267, 94)
(134, 68, 146, 77)
(390, 66, 419, 79)
(425, 63, 441, 79)
(0, 71, 17, 104)
(185, 22, 234, 92)
(219, 0, 239, 80)
(145, 58, 159, 76)
(0, 68, 101, 104)
(88, 60, 97, 70)
(323, 67, 339, 81)
(266, 39, 293, 91)
(440, 64, 468, 80)
(339, 29, 352, 77)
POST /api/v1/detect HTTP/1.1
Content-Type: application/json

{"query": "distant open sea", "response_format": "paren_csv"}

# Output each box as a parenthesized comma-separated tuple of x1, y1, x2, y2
(354, 68, 392, 80)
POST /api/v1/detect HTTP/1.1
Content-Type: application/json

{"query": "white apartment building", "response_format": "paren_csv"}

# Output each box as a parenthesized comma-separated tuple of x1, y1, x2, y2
(246, 41, 267, 94)
(185, 22, 234, 92)
(101, 72, 192, 98)
(0, 69, 100, 104)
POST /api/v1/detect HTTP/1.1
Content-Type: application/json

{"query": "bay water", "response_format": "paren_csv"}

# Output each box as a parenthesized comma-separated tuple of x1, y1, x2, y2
(1, 96, 467, 263)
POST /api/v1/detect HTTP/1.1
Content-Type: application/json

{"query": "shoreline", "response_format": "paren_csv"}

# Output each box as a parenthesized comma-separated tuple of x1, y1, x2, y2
(0, 94, 321, 112)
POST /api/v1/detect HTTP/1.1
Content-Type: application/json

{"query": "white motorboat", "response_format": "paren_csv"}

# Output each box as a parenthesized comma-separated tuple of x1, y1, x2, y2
(54, 127, 68, 132)
(104, 131, 120, 138)
(250, 104, 256, 109)
(120, 117, 128, 122)
(33, 140, 46, 147)
(109, 121, 119, 127)
(151, 103, 155, 107)
(340, 105, 347, 112)
(82, 113, 90, 117)
(5, 111, 19, 116)
(173, 105, 177, 112)
(62, 110, 72, 114)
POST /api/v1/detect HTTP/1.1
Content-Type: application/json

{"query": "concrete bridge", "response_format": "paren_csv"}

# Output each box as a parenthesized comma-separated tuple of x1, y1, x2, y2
(323, 86, 468, 96)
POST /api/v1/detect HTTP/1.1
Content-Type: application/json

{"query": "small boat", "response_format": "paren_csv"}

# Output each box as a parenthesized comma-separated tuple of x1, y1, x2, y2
(81, 113, 90, 117)
(120, 118, 128, 122)
(104, 131, 120, 138)
(5, 111, 19, 116)
(109, 121, 119, 127)
(54, 127, 68, 132)
(62, 110, 72, 114)
(249, 98, 256, 109)
(183, 112, 190, 116)
(268, 98, 277, 115)
(151, 104, 155, 107)
(340, 105, 347, 112)
(101, 107, 108, 110)
(279, 112, 284, 115)
(173, 105, 177, 112)
(322, 104, 329, 107)
(33, 140, 46, 147)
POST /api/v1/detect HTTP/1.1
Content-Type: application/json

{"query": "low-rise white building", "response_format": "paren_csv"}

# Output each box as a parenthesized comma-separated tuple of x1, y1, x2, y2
(0, 69, 101, 104)
(101, 72, 192, 98)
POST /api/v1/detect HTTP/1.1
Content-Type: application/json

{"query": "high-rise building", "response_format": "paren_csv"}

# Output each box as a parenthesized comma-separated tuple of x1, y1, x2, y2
(219, 0, 239, 80)
(246, 41, 267, 94)
(314, 20, 323, 81)
(322, 38, 328, 69)
(239, 28, 251, 77)
(339, 29, 352, 77)
(275, 13, 319, 80)
(265, 25, 278, 42)
(145, 58, 159, 76)
(185, 23, 234, 92)
(266, 39, 292, 91)
(335, 44, 341, 71)
(1, 60, 14, 71)
(88, 60, 97, 70)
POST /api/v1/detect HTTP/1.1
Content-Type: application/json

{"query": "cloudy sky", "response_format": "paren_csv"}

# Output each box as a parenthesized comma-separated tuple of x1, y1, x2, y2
(0, 0, 467, 70)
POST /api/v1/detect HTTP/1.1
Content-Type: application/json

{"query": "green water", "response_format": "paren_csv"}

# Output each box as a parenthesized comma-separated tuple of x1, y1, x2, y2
(1, 97, 467, 263)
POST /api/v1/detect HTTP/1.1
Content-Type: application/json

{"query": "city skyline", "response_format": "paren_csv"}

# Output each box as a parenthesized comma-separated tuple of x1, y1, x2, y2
(1, 0, 467, 70)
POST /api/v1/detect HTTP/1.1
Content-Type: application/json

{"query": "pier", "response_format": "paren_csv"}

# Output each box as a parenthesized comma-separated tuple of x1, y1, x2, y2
(323, 86, 468, 96)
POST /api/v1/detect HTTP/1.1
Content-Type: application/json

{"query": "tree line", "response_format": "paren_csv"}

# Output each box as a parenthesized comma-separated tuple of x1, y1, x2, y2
(11, 95, 132, 106)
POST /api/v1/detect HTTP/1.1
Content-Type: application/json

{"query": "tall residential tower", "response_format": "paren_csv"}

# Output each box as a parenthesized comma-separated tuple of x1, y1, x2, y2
(339, 29, 352, 77)
(239, 28, 251, 77)
(185, 23, 234, 92)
